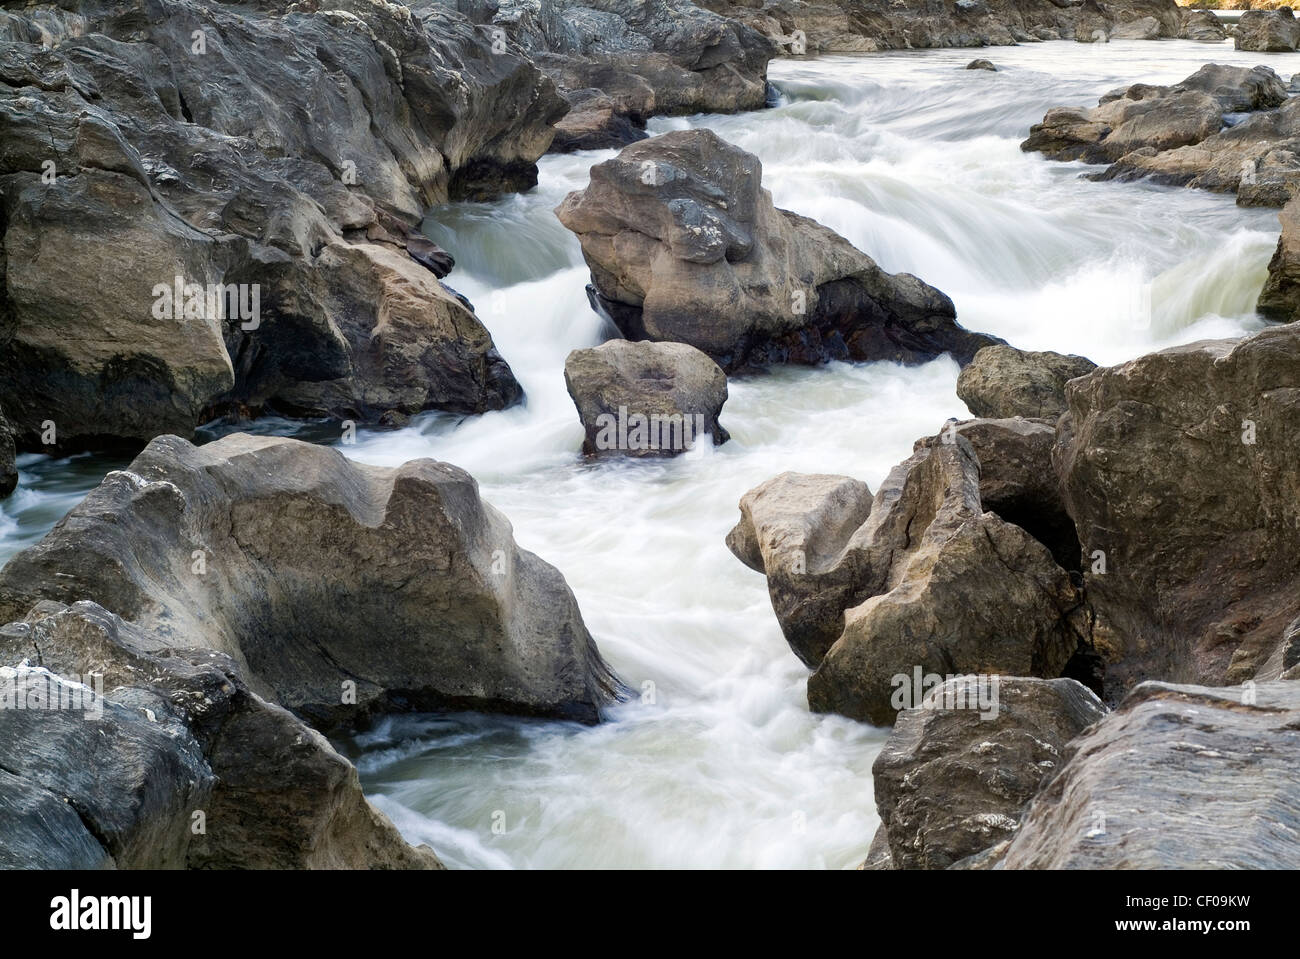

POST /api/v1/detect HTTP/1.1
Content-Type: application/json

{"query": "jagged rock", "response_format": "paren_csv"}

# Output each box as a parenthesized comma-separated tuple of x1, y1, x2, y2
(725, 471, 875, 666)
(1258, 193, 1300, 320)
(873, 676, 1107, 869)
(0, 0, 550, 449)
(1022, 64, 1288, 165)
(1053, 322, 1300, 700)
(0, 601, 441, 869)
(556, 129, 997, 372)
(957, 344, 1097, 420)
(564, 339, 729, 457)
(0, 433, 627, 729)
(0, 404, 16, 498)
(1234, 7, 1300, 50)
(550, 88, 649, 152)
(971, 681, 1300, 868)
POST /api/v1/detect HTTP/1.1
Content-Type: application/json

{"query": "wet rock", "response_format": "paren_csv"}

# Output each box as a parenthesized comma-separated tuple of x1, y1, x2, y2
(972, 681, 1300, 868)
(564, 339, 729, 458)
(0, 433, 628, 729)
(1234, 7, 1300, 50)
(1053, 322, 1300, 700)
(556, 129, 998, 372)
(0, 404, 16, 498)
(965, 58, 997, 71)
(0, 601, 441, 869)
(725, 471, 875, 667)
(957, 344, 1097, 420)
(873, 676, 1107, 869)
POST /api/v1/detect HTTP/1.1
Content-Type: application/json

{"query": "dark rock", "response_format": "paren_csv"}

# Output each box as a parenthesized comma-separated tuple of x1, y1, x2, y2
(550, 88, 649, 152)
(965, 58, 997, 71)
(0, 404, 16, 498)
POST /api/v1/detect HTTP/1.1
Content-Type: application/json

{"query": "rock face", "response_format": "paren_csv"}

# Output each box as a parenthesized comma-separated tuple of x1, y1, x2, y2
(1235, 7, 1300, 50)
(973, 681, 1300, 868)
(1258, 194, 1300, 320)
(729, 427, 1089, 724)
(957, 344, 1097, 420)
(701, 0, 1204, 52)
(0, 405, 16, 498)
(463, 0, 775, 150)
(0, 0, 549, 450)
(564, 339, 730, 457)
(1024, 64, 1299, 207)
(1053, 322, 1300, 701)
(0, 433, 627, 728)
(871, 676, 1107, 869)
(0, 600, 442, 869)
(557, 129, 998, 372)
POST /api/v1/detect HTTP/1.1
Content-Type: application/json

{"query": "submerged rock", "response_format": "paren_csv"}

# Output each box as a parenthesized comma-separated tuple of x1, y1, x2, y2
(965, 59, 997, 71)
(564, 339, 729, 457)
(0, 601, 441, 869)
(0, 433, 627, 728)
(872, 676, 1107, 869)
(1054, 322, 1300, 700)
(557, 129, 997, 372)
(971, 681, 1300, 868)
(957, 344, 1097, 420)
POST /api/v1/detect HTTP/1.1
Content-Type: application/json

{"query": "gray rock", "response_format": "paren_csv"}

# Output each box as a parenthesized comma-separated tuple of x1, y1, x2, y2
(550, 88, 649, 152)
(1235, 7, 1300, 51)
(557, 129, 998, 372)
(564, 339, 729, 457)
(0, 404, 16, 498)
(973, 681, 1300, 869)
(873, 676, 1107, 869)
(0, 433, 628, 729)
(965, 59, 997, 71)
(957, 344, 1097, 420)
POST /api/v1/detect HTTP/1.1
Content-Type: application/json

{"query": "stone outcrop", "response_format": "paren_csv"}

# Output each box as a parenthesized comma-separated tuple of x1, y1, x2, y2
(969, 681, 1300, 868)
(871, 676, 1107, 869)
(564, 339, 730, 457)
(557, 129, 998, 372)
(957, 344, 1097, 420)
(0, 0, 552, 450)
(0, 601, 444, 869)
(0, 433, 627, 729)
(1053, 322, 1300, 700)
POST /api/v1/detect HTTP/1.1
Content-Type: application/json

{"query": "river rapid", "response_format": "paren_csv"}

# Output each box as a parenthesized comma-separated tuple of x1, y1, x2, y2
(0, 38, 1285, 868)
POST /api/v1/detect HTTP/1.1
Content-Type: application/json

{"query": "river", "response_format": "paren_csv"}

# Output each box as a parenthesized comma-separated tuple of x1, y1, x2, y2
(0, 38, 1284, 868)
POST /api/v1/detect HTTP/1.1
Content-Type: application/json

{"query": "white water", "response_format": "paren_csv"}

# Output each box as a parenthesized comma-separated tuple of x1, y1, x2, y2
(1, 40, 1287, 868)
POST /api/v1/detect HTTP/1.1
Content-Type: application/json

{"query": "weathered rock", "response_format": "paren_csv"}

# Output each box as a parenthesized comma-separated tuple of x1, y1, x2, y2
(550, 88, 649, 152)
(557, 129, 997, 372)
(0, 433, 628, 729)
(873, 676, 1107, 869)
(0, 600, 441, 869)
(1022, 64, 1288, 165)
(972, 681, 1300, 868)
(965, 58, 997, 71)
(0, 0, 551, 449)
(957, 344, 1097, 420)
(1053, 322, 1300, 701)
(0, 404, 16, 498)
(1234, 7, 1300, 50)
(1181, 8, 1228, 41)
(1258, 192, 1300, 320)
(564, 339, 729, 457)
(725, 471, 875, 666)
(807, 435, 1087, 725)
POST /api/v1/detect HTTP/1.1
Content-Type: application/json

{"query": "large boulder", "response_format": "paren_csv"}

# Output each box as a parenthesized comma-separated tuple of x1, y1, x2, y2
(957, 344, 1097, 420)
(871, 676, 1107, 869)
(0, 433, 627, 728)
(1053, 322, 1300, 701)
(972, 681, 1300, 868)
(556, 129, 997, 372)
(0, 600, 441, 869)
(1234, 8, 1300, 50)
(564, 339, 729, 457)
(0, 0, 550, 449)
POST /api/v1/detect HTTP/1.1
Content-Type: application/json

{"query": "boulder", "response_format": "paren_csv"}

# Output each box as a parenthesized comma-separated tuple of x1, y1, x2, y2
(807, 435, 1087, 725)
(564, 339, 729, 457)
(0, 433, 628, 729)
(1234, 7, 1300, 50)
(0, 0, 550, 449)
(0, 600, 441, 869)
(972, 681, 1300, 868)
(1053, 322, 1300, 701)
(872, 676, 1107, 869)
(965, 58, 997, 71)
(1181, 8, 1228, 41)
(725, 471, 875, 666)
(550, 88, 649, 152)
(556, 129, 998, 372)
(957, 344, 1097, 420)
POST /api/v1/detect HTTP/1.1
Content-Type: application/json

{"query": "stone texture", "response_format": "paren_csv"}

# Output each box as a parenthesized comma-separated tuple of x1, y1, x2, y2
(957, 344, 1097, 420)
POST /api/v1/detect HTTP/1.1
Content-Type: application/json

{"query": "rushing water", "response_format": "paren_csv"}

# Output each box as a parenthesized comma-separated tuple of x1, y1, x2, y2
(1, 40, 1288, 868)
